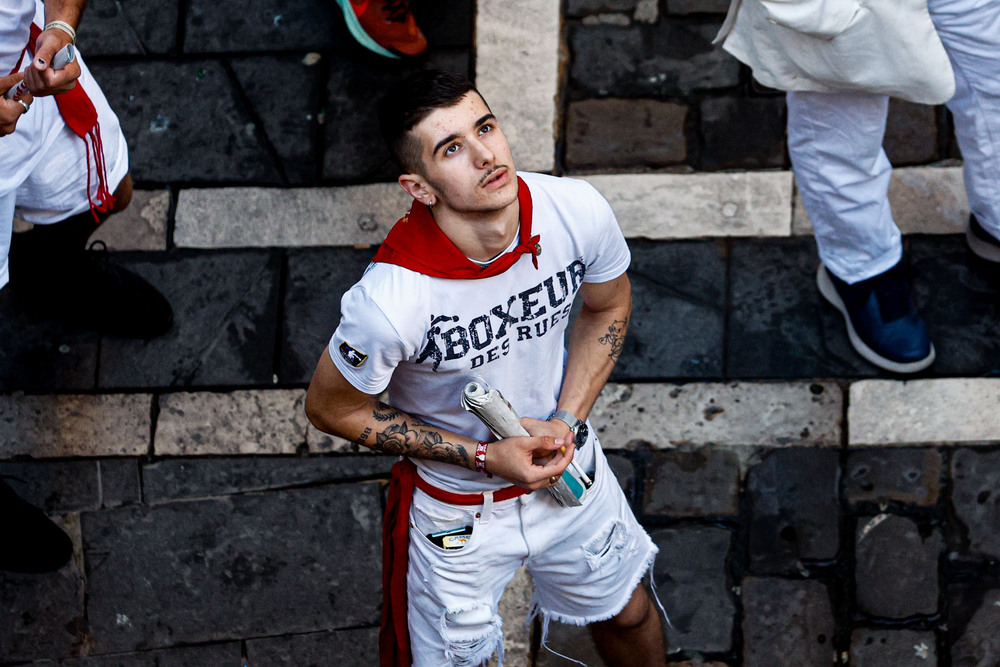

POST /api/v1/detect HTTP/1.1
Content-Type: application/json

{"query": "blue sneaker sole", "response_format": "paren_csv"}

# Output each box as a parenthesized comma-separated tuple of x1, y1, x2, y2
(816, 265, 935, 374)
(335, 0, 401, 59)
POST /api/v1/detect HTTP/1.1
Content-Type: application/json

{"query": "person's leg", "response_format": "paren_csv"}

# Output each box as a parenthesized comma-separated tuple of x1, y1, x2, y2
(786, 90, 901, 283)
(0, 478, 73, 573)
(590, 583, 665, 667)
(928, 0, 1000, 259)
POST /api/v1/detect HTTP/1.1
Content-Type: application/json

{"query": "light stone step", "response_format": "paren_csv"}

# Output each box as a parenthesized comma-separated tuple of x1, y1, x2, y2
(849, 378, 1000, 446)
(0, 393, 152, 458)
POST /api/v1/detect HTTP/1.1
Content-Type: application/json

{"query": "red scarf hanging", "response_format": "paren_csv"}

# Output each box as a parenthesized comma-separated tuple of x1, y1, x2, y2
(18, 24, 114, 222)
(372, 175, 540, 279)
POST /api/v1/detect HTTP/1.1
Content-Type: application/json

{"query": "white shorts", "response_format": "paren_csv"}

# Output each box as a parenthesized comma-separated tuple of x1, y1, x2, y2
(406, 443, 657, 667)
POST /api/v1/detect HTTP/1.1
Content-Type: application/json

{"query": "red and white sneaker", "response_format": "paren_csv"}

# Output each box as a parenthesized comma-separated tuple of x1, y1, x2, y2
(336, 0, 427, 59)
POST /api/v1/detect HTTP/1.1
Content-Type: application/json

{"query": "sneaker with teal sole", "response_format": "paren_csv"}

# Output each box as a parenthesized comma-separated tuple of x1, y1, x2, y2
(336, 0, 427, 59)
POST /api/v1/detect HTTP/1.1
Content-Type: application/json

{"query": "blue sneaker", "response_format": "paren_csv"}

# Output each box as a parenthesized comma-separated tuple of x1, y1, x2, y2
(816, 261, 935, 373)
(966, 214, 1000, 263)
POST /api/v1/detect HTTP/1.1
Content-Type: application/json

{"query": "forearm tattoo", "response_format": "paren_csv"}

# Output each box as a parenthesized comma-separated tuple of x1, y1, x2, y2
(370, 403, 470, 467)
(598, 318, 628, 361)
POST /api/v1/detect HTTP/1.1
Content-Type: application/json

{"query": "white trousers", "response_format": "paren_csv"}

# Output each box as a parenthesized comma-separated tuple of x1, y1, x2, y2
(787, 0, 1000, 284)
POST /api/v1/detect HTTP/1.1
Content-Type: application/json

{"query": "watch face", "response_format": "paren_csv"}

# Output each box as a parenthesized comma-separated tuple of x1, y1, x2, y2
(575, 422, 589, 446)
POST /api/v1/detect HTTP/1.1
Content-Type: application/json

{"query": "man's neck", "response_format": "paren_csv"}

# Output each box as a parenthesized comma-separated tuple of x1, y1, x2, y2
(431, 199, 520, 263)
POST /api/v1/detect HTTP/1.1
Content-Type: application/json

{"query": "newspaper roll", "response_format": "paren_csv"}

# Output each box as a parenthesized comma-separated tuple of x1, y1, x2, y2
(461, 380, 588, 507)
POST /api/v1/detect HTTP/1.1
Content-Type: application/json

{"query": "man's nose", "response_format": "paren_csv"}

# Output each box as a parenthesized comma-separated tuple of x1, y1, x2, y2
(471, 139, 495, 168)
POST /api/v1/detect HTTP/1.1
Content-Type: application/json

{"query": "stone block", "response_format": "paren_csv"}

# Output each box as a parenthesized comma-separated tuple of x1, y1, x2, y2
(0, 461, 100, 512)
(477, 0, 560, 173)
(0, 561, 84, 662)
(83, 482, 383, 652)
(909, 235, 1000, 376)
(643, 447, 740, 517)
(90, 60, 283, 184)
(155, 390, 309, 456)
(855, 514, 941, 618)
(615, 240, 725, 379)
(652, 526, 735, 653)
(76, 0, 179, 55)
(496, 567, 534, 666)
(230, 55, 325, 185)
(605, 453, 637, 505)
(142, 455, 393, 503)
(97, 251, 281, 389)
(565, 99, 687, 169)
(567, 0, 639, 15)
(950, 587, 1000, 667)
(849, 379, 1000, 446)
(728, 237, 878, 378)
(246, 628, 378, 665)
(851, 628, 937, 666)
(411, 0, 475, 48)
(951, 448, 1000, 559)
(885, 99, 941, 166)
(280, 247, 382, 384)
(583, 171, 793, 238)
(845, 447, 942, 507)
(590, 381, 842, 450)
(747, 448, 840, 574)
(793, 166, 968, 236)
(534, 622, 601, 666)
(99, 459, 141, 508)
(184, 0, 344, 52)
(33, 643, 245, 666)
(89, 190, 170, 251)
(698, 97, 786, 170)
(0, 394, 151, 458)
(741, 577, 835, 667)
(668, 0, 732, 13)
(0, 286, 98, 392)
(174, 185, 408, 249)
(569, 22, 739, 98)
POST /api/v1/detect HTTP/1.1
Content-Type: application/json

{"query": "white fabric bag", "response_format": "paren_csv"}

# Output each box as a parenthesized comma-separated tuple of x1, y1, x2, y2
(715, 0, 956, 104)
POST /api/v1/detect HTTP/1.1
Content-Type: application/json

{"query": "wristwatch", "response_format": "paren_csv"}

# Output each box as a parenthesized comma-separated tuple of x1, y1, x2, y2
(548, 409, 589, 447)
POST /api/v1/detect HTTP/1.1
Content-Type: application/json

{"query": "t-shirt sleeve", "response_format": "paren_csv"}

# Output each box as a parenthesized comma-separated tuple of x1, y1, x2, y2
(581, 182, 631, 284)
(328, 284, 408, 395)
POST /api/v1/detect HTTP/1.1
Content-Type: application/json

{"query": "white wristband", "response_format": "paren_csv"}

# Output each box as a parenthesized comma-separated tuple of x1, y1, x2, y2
(44, 21, 77, 44)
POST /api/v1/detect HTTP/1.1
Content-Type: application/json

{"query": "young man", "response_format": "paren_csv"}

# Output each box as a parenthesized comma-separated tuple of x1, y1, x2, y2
(305, 70, 666, 666)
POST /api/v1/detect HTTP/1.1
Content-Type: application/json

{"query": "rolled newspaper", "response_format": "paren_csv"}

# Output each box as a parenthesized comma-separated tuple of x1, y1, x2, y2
(461, 379, 590, 507)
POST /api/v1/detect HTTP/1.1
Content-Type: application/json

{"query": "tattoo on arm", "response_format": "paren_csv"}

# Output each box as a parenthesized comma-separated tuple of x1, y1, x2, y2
(598, 318, 628, 361)
(373, 401, 402, 422)
(375, 422, 470, 467)
(356, 426, 372, 446)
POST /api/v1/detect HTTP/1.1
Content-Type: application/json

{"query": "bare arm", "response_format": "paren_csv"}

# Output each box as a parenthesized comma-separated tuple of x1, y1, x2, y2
(525, 273, 632, 437)
(305, 350, 575, 491)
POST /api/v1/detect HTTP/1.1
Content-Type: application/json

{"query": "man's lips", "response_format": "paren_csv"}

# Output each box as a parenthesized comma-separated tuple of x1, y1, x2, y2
(480, 166, 509, 188)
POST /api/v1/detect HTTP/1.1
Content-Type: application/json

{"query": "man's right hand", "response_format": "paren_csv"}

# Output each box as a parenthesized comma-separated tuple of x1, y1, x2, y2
(0, 73, 32, 137)
(484, 435, 576, 491)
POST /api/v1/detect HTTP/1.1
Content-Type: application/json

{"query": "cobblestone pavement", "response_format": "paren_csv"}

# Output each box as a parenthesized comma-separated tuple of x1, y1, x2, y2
(3, 1, 1000, 666)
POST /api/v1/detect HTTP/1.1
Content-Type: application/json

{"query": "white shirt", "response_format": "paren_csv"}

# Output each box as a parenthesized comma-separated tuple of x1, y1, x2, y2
(328, 172, 631, 491)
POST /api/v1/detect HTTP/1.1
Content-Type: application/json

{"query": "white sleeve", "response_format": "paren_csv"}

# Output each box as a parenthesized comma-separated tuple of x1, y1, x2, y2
(327, 284, 408, 395)
(582, 184, 631, 284)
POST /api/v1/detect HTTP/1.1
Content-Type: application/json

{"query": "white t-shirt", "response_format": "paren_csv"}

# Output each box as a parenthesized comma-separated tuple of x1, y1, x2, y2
(328, 171, 631, 491)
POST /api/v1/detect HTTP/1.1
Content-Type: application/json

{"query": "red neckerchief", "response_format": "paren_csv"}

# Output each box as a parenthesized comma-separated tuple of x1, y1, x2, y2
(17, 24, 114, 222)
(372, 175, 540, 279)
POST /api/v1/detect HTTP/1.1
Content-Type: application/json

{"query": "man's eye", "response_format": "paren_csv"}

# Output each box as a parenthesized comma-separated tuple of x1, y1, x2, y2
(445, 144, 459, 155)
(479, 124, 492, 135)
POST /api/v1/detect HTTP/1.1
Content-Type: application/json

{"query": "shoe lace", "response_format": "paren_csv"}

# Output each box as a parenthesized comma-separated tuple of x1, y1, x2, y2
(381, 0, 411, 22)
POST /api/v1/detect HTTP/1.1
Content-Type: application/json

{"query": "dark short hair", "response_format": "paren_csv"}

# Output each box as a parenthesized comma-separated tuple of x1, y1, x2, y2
(377, 69, 485, 174)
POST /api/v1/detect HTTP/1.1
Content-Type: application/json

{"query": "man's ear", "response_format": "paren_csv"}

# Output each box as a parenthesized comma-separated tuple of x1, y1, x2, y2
(398, 173, 437, 207)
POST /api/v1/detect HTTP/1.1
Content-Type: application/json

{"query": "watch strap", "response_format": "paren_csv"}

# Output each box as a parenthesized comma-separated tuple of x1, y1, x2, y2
(549, 409, 583, 431)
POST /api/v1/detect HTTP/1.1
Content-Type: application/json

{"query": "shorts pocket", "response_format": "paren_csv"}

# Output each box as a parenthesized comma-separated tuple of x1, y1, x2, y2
(583, 519, 629, 571)
(412, 499, 483, 555)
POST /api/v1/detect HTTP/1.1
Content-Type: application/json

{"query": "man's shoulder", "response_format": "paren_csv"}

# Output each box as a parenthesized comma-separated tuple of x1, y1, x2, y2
(520, 171, 600, 197)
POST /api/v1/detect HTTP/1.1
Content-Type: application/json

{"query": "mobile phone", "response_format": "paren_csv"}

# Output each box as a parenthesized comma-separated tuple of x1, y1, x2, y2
(426, 525, 473, 549)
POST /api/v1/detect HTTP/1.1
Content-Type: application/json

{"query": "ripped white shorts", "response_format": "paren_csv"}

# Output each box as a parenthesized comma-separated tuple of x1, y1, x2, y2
(406, 442, 658, 666)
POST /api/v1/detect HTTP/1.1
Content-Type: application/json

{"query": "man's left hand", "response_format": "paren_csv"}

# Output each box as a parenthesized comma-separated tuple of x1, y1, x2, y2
(23, 28, 80, 97)
(0, 73, 32, 137)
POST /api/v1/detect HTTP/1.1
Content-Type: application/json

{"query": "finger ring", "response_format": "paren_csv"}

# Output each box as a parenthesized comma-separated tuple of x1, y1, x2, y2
(549, 476, 557, 485)
(16, 99, 30, 114)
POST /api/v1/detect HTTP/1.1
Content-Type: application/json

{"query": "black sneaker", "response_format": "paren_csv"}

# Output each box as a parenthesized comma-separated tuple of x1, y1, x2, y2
(12, 242, 173, 339)
(966, 214, 1000, 263)
(817, 261, 935, 374)
(0, 479, 73, 573)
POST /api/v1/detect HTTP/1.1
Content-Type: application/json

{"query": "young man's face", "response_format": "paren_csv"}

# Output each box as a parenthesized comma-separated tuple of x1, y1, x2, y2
(406, 91, 519, 216)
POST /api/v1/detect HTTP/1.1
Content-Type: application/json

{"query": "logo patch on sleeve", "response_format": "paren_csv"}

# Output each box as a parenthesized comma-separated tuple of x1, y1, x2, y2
(339, 341, 369, 368)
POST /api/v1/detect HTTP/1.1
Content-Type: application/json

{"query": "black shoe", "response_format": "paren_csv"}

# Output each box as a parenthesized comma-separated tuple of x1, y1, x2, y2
(966, 214, 1000, 263)
(0, 479, 73, 573)
(817, 260, 935, 374)
(11, 241, 174, 339)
